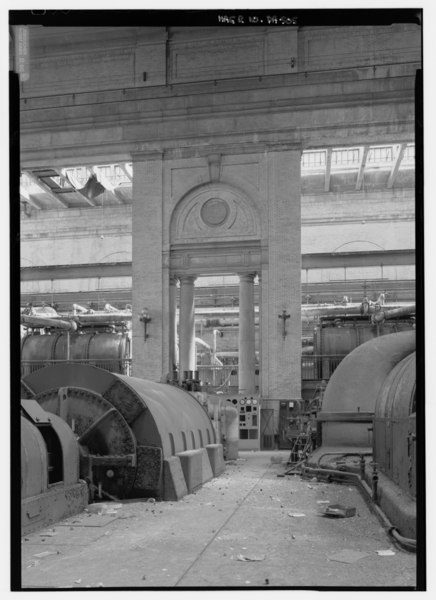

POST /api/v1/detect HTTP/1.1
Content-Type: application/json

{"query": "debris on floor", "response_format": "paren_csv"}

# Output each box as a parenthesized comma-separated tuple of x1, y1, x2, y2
(39, 531, 57, 537)
(236, 554, 265, 562)
(85, 502, 122, 515)
(58, 514, 119, 528)
(321, 504, 356, 518)
(329, 549, 370, 564)
(26, 561, 40, 569)
(376, 549, 396, 556)
(288, 511, 306, 518)
(33, 551, 57, 559)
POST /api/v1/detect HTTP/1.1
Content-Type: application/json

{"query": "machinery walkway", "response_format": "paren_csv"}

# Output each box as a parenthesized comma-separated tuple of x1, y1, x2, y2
(20, 451, 416, 589)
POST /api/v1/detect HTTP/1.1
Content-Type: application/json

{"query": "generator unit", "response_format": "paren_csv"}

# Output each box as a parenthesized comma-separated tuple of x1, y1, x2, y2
(21, 399, 88, 535)
(21, 363, 225, 521)
(312, 330, 417, 541)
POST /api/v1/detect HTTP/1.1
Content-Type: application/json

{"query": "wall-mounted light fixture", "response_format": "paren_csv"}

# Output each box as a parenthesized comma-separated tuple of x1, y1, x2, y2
(278, 309, 290, 339)
(139, 307, 151, 341)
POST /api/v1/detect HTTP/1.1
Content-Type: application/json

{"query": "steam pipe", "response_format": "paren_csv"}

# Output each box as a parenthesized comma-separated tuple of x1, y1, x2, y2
(371, 304, 416, 324)
(74, 313, 132, 324)
(315, 450, 372, 468)
(196, 304, 415, 326)
(195, 337, 212, 352)
(223, 404, 239, 460)
(72, 303, 89, 315)
(21, 315, 77, 332)
(302, 303, 415, 320)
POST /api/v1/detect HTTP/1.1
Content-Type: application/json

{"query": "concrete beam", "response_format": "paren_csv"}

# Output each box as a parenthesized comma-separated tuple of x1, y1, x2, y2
(24, 171, 70, 208)
(119, 164, 132, 182)
(20, 261, 132, 281)
(302, 249, 415, 269)
(387, 143, 406, 189)
(355, 146, 369, 191)
(324, 147, 332, 192)
(20, 250, 415, 282)
(20, 191, 43, 210)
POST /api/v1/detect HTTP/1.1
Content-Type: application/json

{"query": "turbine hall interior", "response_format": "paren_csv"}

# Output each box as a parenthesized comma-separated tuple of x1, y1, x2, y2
(14, 12, 422, 590)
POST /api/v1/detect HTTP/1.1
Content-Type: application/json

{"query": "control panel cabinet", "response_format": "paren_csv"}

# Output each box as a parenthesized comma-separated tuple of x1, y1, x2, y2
(225, 395, 261, 450)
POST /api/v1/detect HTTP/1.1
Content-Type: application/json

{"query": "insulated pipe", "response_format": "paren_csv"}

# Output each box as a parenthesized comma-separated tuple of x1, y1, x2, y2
(179, 275, 196, 381)
(223, 404, 239, 460)
(302, 303, 415, 321)
(201, 317, 260, 328)
(371, 304, 416, 324)
(104, 303, 119, 312)
(238, 273, 256, 395)
(74, 313, 131, 324)
(206, 397, 239, 460)
(72, 303, 89, 315)
(197, 303, 414, 326)
(212, 329, 222, 369)
(169, 276, 178, 377)
(195, 337, 212, 352)
(21, 315, 77, 332)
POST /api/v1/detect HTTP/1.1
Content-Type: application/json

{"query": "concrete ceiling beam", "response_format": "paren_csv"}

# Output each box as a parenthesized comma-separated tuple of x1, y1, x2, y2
(355, 146, 369, 191)
(23, 171, 70, 208)
(324, 148, 332, 192)
(387, 143, 406, 189)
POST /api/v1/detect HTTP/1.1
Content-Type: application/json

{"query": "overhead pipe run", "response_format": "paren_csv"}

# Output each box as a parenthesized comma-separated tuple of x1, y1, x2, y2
(196, 303, 415, 327)
(371, 304, 416, 324)
(21, 314, 77, 332)
(74, 312, 132, 324)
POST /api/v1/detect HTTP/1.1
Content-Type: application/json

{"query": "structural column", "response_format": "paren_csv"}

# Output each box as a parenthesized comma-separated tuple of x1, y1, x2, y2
(131, 152, 163, 381)
(261, 145, 301, 399)
(179, 275, 196, 381)
(169, 275, 179, 380)
(238, 272, 256, 395)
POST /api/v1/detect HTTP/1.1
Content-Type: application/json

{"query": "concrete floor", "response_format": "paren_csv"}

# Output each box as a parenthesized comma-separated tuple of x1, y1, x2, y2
(21, 451, 416, 589)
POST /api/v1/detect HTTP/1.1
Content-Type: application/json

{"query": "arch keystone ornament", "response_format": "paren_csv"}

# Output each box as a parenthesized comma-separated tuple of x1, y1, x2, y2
(171, 182, 260, 243)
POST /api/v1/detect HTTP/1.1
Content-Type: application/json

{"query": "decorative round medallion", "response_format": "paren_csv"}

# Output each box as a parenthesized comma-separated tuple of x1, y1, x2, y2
(200, 198, 229, 227)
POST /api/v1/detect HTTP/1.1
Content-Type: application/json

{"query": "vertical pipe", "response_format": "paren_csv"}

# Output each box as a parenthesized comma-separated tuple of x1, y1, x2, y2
(257, 272, 261, 394)
(238, 272, 256, 394)
(179, 275, 196, 383)
(169, 275, 178, 380)
(212, 329, 218, 386)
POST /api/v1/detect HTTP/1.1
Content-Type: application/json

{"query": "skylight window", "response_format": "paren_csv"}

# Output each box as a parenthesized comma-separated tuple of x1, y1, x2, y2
(403, 145, 415, 162)
(331, 148, 360, 166)
(301, 151, 326, 169)
(367, 146, 394, 164)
